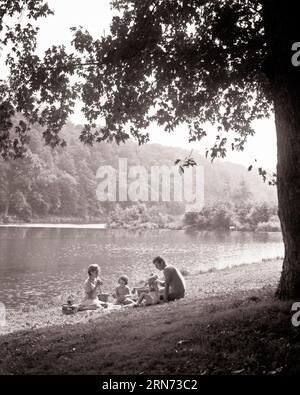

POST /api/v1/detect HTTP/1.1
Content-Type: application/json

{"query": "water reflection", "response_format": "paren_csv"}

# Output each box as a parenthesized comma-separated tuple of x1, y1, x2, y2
(0, 228, 283, 308)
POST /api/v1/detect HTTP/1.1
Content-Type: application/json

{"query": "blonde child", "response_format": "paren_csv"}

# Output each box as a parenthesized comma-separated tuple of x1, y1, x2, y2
(79, 264, 103, 310)
(134, 274, 161, 307)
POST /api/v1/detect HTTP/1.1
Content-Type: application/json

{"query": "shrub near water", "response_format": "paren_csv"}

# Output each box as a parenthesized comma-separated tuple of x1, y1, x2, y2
(109, 203, 175, 230)
(184, 202, 280, 232)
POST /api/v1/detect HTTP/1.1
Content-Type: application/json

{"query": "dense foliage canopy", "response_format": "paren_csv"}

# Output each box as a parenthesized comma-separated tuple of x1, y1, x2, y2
(1, 0, 272, 161)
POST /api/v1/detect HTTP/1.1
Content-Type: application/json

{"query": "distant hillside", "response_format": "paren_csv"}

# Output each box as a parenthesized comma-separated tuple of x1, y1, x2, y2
(0, 122, 277, 222)
(133, 143, 277, 205)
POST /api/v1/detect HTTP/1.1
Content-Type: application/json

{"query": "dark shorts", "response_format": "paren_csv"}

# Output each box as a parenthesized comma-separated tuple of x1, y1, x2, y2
(167, 292, 185, 302)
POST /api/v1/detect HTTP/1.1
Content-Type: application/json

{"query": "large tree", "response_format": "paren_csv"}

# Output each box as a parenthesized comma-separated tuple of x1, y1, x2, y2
(1, 0, 300, 298)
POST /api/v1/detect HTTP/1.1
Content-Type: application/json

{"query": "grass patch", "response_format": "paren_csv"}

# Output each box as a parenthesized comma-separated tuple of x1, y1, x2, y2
(1, 258, 296, 375)
(0, 288, 297, 375)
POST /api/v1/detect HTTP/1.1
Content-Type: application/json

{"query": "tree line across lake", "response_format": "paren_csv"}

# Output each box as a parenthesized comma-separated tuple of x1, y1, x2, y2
(107, 201, 279, 232)
(0, 121, 278, 231)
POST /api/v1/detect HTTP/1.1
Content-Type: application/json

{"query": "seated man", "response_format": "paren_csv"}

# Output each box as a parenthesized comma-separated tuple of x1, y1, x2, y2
(153, 256, 186, 302)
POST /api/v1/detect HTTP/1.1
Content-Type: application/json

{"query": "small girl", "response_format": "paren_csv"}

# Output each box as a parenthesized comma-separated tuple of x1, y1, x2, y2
(79, 264, 103, 310)
(114, 275, 135, 306)
(135, 274, 161, 307)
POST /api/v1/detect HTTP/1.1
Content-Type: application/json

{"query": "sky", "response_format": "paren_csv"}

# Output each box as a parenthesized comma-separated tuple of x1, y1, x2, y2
(2, 0, 278, 171)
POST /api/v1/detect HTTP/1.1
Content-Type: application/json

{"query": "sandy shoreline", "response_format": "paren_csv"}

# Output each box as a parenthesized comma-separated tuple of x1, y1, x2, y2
(0, 258, 282, 336)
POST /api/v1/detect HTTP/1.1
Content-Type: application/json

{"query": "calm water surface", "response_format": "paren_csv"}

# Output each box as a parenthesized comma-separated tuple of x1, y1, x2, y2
(0, 228, 283, 308)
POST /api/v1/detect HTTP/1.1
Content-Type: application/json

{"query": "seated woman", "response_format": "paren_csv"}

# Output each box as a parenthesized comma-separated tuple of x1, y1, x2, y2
(78, 264, 104, 311)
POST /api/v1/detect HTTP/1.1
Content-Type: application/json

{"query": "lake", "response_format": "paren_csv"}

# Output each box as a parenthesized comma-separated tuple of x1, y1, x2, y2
(0, 227, 283, 308)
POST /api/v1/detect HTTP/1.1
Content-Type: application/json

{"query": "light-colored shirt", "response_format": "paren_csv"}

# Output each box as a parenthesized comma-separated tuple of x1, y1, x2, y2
(163, 265, 186, 295)
(84, 277, 101, 300)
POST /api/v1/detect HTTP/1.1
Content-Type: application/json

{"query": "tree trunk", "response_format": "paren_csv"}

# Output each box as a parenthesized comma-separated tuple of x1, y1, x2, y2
(4, 201, 9, 216)
(262, 1, 300, 299)
(274, 85, 300, 299)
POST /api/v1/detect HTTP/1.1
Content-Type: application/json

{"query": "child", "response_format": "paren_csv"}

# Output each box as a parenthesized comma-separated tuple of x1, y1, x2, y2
(114, 275, 135, 306)
(134, 274, 161, 307)
(79, 264, 103, 311)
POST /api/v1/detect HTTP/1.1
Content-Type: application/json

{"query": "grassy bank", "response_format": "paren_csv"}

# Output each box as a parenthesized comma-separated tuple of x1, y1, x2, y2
(0, 215, 107, 224)
(0, 258, 298, 375)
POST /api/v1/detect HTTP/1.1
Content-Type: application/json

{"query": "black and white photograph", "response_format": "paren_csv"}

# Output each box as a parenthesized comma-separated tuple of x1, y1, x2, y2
(0, 0, 300, 380)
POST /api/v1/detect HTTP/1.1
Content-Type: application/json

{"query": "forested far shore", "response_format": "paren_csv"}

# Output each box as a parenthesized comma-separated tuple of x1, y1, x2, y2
(0, 121, 278, 229)
(107, 201, 280, 232)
